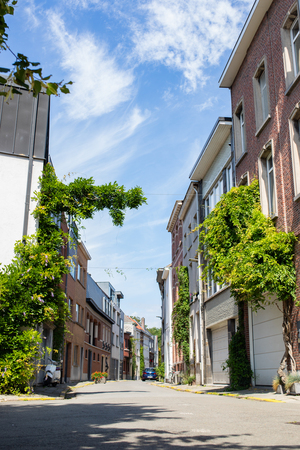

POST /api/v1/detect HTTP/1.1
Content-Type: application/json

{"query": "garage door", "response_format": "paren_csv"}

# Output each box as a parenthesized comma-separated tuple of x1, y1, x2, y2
(251, 303, 284, 386)
(212, 321, 230, 384)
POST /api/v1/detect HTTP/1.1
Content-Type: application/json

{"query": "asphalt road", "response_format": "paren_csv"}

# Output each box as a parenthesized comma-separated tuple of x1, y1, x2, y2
(1, 380, 300, 449)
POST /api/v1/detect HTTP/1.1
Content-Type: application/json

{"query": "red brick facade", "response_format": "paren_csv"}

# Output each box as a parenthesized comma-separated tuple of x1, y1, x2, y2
(229, 0, 300, 369)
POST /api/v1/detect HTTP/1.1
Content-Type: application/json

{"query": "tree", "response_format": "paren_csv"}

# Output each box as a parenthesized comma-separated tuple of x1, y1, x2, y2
(0, 164, 146, 393)
(130, 316, 141, 324)
(140, 346, 144, 378)
(147, 327, 161, 347)
(199, 180, 297, 385)
(0, 1, 72, 99)
(172, 266, 190, 368)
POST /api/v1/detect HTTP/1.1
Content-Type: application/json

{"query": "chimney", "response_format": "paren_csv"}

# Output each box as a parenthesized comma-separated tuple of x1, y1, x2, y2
(141, 317, 145, 330)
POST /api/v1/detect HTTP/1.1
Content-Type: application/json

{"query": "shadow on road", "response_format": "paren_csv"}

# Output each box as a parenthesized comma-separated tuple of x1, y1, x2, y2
(0, 398, 299, 450)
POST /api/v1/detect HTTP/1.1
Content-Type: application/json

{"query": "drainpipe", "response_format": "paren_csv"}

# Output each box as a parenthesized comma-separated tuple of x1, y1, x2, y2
(193, 184, 205, 385)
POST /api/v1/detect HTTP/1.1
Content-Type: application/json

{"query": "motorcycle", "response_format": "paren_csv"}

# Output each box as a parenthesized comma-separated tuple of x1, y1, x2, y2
(43, 358, 61, 387)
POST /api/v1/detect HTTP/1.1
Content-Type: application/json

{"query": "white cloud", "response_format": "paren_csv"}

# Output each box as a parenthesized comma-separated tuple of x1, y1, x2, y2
(195, 96, 218, 112)
(131, 0, 253, 91)
(48, 12, 135, 120)
(23, 0, 41, 28)
(52, 106, 150, 174)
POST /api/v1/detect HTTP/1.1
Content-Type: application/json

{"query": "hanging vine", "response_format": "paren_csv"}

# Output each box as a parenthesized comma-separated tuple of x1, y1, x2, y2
(198, 180, 297, 384)
(172, 266, 190, 368)
(0, 164, 146, 394)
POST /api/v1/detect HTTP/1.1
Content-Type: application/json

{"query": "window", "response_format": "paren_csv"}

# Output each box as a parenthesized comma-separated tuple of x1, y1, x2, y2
(226, 163, 233, 192)
(77, 263, 81, 281)
(281, 6, 300, 91)
(112, 332, 115, 346)
(70, 259, 76, 279)
(258, 143, 277, 217)
(253, 60, 270, 132)
(76, 304, 80, 322)
(234, 101, 246, 161)
(291, 17, 300, 75)
(204, 177, 225, 297)
(116, 335, 119, 348)
(289, 104, 300, 199)
(86, 316, 90, 334)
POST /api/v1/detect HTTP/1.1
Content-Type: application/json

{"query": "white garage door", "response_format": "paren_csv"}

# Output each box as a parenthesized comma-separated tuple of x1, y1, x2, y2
(212, 321, 230, 384)
(251, 303, 284, 386)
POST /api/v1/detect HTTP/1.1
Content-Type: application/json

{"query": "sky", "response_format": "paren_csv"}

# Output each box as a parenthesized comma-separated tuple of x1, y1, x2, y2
(2, 0, 254, 327)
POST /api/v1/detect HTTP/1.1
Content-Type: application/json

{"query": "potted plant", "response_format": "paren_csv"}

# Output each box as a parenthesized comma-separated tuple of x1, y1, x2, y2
(285, 372, 300, 394)
(272, 374, 284, 394)
(101, 372, 108, 383)
(91, 371, 102, 384)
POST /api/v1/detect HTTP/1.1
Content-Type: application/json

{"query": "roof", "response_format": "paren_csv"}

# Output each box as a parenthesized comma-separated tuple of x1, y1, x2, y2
(189, 117, 232, 181)
(86, 298, 115, 324)
(219, 0, 273, 88)
(167, 200, 183, 233)
(178, 182, 198, 221)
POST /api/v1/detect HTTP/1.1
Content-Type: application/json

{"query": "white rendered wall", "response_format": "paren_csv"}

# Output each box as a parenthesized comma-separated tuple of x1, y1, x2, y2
(163, 268, 173, 379)
(0, 154, 29, 266)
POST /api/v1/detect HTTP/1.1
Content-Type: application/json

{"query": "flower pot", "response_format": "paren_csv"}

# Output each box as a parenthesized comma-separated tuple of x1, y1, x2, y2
(276, 385, 283, 394)
(101, 377, 106, 384)
(290, 382, 300, 395)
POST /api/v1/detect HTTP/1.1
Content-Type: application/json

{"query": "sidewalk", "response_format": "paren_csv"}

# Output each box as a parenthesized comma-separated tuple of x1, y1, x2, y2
(0, 380, 94, 403)
(152, 381, 300, 403)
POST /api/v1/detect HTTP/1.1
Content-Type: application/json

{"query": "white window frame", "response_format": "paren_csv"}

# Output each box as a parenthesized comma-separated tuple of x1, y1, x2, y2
(291, 16, 300, 76)
(234, 100, 247, 161)
(258, 142, 278, 218)
(289, 103, 300, 199)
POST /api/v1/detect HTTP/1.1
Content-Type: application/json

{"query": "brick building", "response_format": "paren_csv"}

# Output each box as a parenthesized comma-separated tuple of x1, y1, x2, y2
(219, 0, 300, 384)
(85, 274, 114, 379)
(62, 240, 91, 382)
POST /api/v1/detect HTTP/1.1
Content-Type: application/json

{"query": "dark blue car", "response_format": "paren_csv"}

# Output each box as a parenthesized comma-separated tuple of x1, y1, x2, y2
(142, 368, 158, 381)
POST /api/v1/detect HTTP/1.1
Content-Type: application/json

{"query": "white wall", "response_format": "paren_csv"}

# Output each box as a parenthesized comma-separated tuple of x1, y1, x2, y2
(162, 267, 173, 380)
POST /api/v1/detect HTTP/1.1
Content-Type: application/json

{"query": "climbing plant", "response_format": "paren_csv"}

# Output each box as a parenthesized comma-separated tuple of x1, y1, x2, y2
(0, 163, 146, 394)
(172, 266, 190, 368)
(198, 180, 297, 384)
(140, 346, 144, 378)
(130, 338, 136, 380)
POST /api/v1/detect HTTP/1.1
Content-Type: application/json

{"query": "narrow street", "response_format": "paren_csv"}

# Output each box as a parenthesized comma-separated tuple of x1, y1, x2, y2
(1, 381, 300, 449)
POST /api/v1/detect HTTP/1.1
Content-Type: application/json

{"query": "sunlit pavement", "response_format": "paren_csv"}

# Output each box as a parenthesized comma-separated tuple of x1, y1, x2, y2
(0, 380, 300, 449)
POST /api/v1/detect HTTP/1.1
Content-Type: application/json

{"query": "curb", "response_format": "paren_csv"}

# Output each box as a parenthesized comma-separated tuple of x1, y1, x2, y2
(152, 383, 285, 403)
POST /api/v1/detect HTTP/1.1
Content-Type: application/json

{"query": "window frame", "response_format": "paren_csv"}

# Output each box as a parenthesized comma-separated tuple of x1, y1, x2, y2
(233, 99, 247, 162)
(253, 58, 271, 134)
(258, 141, 278, 218)
(289, 103, 300, 200)
(281, 4, 300, 93)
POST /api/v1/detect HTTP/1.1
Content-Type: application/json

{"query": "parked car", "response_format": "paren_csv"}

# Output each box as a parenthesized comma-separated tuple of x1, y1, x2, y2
(142, 368, 158, 381)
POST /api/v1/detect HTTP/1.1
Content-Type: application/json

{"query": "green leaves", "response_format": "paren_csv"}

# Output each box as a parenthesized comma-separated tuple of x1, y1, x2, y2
(199, 180, 297, 309)
(172, 266, 190, 366)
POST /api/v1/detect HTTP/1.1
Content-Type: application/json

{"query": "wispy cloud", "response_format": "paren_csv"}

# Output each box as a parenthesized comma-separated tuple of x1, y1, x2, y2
(131, 0, 253, 92)
(48, 12, 135, 120)
(195, 96, 218, 112)
(51, 106, 151, 174)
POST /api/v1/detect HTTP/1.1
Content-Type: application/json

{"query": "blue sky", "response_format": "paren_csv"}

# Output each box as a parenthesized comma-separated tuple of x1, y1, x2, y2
(3, 0, 253, 327)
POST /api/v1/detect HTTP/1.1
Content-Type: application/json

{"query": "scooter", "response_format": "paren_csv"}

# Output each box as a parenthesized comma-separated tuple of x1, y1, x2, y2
(43, 358, 61, 387)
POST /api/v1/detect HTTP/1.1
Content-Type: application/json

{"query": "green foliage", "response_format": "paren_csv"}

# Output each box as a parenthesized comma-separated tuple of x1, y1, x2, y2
(130, 316, 141, 324)
(0, 329, 42, 394)
(130, 338, 136, 379)
(0, 1, 72, 99)
(156, 362, 165, 381)
(199, 180, 297, 309)
(285, 372, 300, 391)
(222, 305, 253, 390)
(172, 266, 190, 367)
(147, 326, 161, 347)
(0, 164, 146, 393)
(187, 375, 195, 385)
(199, 180, 296, 389)
(140, 346, 144, 378)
